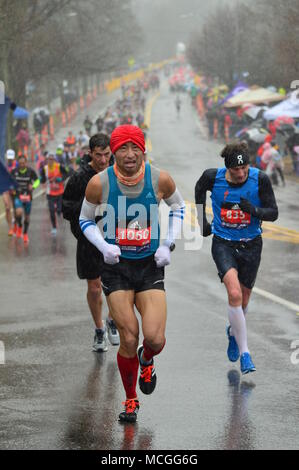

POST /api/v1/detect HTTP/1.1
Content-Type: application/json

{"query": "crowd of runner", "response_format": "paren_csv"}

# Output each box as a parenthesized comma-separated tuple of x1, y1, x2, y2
(2, 76, 156, 241)
(1, 66, 281, 424)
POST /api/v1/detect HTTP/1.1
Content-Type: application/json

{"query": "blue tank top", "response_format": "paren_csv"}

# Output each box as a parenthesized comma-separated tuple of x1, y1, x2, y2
(105, 163, 160, 259)
(211, 167, 262, 241)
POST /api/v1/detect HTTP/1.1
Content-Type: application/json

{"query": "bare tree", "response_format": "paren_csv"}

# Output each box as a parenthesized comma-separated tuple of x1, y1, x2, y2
(0, 0, 143, 104)
(187, 5, 248, 87)
(187, 0, 299, 88)
(0, 0, 143, 147)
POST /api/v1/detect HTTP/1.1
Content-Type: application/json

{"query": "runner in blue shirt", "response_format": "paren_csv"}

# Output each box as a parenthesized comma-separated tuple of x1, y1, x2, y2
(195, 141, 278, 375)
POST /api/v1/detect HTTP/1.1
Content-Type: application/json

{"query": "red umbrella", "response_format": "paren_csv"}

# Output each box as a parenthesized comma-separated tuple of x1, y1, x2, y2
(274, 116, 295, 128)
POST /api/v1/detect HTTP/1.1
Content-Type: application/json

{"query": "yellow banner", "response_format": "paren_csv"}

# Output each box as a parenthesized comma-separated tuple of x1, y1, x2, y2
(105, 59, 173, 93)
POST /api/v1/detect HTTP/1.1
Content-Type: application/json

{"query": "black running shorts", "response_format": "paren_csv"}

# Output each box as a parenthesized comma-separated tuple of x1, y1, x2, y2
(211, 235, 263, 289)
(101, 255, 165, 296)
(76, 237, 105, 280)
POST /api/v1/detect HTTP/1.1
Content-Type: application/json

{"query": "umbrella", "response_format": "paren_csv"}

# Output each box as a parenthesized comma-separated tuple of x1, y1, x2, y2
(276, 123, 296, 135)
(244, 106, 269, 120)
(245, 128, 269, 143)
(13, 106, 29, 120)
(32, 106, 49, 115)
(248, 118, 265, 129)
(235, 127, 249, 138)
(274, 116, 295, 128)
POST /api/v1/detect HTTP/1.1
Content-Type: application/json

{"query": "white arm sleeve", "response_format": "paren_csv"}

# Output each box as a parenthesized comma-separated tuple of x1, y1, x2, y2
(79, 198, 107, 253)
(164, 188, 186, 245)
(79, 198, 121, 264)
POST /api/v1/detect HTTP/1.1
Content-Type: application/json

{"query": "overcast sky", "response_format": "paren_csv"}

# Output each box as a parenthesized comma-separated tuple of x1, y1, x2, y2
(134, 0, 238, 61)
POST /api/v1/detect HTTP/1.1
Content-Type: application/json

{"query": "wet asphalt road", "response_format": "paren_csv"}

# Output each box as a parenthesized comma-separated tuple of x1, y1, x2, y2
(1, 81, 299, 450)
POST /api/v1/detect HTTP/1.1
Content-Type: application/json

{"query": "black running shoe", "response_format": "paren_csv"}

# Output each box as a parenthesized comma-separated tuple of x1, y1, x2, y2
(119, 399, 140, 423)
(137, 345, 157, 395)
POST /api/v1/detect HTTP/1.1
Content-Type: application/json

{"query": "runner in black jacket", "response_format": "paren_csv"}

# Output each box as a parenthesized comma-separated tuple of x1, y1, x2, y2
(194, 141, 278, 375)
(62, 133, 119, 352)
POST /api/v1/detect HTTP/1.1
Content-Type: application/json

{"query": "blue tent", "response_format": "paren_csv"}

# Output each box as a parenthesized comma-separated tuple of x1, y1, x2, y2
(0, 159, 17, 194)
(13, 106, 29, 120)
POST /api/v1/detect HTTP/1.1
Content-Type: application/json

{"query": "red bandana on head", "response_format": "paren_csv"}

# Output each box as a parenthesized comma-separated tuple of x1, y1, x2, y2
(110, 125, 145, 154)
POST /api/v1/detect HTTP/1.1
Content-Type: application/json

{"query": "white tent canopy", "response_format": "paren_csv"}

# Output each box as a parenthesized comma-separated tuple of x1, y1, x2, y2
(224, 86, 284, 108)
(263, 90, 299, 120)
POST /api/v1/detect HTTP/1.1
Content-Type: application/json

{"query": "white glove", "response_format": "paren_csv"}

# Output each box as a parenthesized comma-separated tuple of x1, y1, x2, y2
(154, 245, 171, 268)
(101, 242, 121, 265)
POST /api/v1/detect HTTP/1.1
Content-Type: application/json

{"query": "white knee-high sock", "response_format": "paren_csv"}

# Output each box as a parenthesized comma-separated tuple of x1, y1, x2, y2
(243, 305, 249, 315)
(228, 305, 249, 355)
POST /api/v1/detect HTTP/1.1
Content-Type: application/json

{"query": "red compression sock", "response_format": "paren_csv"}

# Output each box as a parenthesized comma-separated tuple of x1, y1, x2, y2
(117, 353, 139, 399)
(143, 339, 166, 363)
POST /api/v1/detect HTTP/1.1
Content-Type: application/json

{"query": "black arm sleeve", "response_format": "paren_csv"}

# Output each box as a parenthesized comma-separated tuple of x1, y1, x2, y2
(60, 164, 69, 181)
(62, 173, 86, 239)
(30, 168, 38, 183)
(256, 171, 279, 221)
(62, 174, 83, 219)
(39, 167, 46, 184)
(195, 169, 217, 228)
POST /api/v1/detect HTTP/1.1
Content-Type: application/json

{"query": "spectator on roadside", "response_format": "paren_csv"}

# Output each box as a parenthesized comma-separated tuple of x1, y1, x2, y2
(206, 107, 216, 139)
(224, 112, 233, 139)
(66, 131, 76, 147)
(262, 142, 285, 186)
(35, 143, 48, 171)
(286, 131, 299, 172)
(77, 131, 90, 148)
(84, 115, 93, 136)
(271, 142, 285, 186)
(268, 121, 276, 137)
(16, 124, 30, 155)
(95, 116, 104, 132)
(33, 111, 43, 134)
(136, 112, 144, 128)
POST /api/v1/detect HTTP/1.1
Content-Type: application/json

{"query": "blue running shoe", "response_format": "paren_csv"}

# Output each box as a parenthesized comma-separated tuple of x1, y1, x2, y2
(240, 352, 256, 375)
(226, 325, 240, 362)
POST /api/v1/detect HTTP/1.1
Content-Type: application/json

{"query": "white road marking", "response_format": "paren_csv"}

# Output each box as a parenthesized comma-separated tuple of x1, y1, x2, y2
(253, 286, 299, 314)
(32, 189, 45, 199)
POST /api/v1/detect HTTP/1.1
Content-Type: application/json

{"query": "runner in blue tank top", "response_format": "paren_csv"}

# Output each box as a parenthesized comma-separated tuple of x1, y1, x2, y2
(79, 125, 185, 422)
(195, 142, 278, 375)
